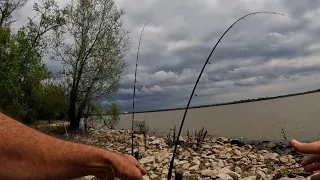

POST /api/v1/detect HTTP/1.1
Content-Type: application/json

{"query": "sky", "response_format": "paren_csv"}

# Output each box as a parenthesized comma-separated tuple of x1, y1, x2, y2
(12, 0, 320, 112)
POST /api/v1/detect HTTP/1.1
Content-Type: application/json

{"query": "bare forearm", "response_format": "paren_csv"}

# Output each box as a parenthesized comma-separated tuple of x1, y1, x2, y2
(0, 112, 114, 180)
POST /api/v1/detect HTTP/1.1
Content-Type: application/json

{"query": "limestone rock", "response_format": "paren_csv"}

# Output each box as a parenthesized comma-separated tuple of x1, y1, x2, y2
(140, 156, 155, 164)
(217, 173, 233, 180)
(201, 169, 218, 178)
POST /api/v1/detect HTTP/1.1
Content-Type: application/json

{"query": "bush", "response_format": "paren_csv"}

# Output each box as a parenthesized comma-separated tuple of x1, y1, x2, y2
(103, 103, 121, 129)
(134, 120, 149, 135)
(164, 126, 176, 147)
(134, 120, 149, 148)
(185, 127, 208, 148)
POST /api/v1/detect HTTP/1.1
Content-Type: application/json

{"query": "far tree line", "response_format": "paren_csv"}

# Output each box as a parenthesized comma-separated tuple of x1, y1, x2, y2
(0, 0, 128, 130)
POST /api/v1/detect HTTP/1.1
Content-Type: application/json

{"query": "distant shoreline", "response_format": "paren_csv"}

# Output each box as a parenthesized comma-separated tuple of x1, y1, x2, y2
(126, 88, 320, 114)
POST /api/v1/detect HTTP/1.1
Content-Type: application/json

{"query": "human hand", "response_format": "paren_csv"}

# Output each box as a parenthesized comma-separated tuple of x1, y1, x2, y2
(103, 153, 147, 180)
(290, 139, 320, 180)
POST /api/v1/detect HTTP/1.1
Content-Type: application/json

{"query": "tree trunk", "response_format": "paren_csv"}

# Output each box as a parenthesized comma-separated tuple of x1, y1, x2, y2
(68, 89, 78, 130)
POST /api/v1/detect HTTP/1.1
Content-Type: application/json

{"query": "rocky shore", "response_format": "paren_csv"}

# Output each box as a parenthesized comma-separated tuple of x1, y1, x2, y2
(55, 129, 314, 180)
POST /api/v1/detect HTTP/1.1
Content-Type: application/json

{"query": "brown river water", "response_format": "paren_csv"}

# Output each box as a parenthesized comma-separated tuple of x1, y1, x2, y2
(82, 92, 320, 142)
(113, 92, 320, 142)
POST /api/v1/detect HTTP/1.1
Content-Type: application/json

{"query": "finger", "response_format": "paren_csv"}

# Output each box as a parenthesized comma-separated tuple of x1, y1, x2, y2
(136, 163, 147, 175)
(304, 163, 320, 172)
(125, 155, 147, 175)
(311, 174, 320, 180)
(301, 155, 320, 167)
(121, 166, 144, 180)
(290, 139, 320, 154)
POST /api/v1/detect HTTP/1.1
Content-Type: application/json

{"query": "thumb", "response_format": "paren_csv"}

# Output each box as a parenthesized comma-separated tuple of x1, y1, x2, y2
(290, 139, 320, 154)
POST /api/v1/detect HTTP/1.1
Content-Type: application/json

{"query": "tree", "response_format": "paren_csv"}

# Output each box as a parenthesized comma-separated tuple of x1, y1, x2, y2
(103, 102, 120, 129)
(0, 0, 65, 123)
(0, 0, 28, 27)
(52, 0, 129, 130)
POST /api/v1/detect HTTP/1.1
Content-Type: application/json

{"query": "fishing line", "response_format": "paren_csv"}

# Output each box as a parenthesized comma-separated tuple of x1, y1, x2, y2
(132, 20, 149, 156)
(167, 11, 285, 180)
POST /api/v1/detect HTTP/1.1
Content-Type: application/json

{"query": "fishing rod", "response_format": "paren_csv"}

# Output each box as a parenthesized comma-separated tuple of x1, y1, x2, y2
(131, 21, 149, 156)
(167, 11, 284, 180)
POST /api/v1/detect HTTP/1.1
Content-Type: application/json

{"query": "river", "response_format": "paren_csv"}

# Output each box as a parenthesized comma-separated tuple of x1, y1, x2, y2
(105, 92, 320, 142)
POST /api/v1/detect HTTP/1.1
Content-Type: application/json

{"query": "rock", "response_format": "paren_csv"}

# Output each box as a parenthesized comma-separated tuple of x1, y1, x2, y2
(233, 149, 242, 156)
(248, 154, 257, 159)
(217, 173, 233, 180)
(280, 156, 289, 163)
(278, 178, 290, 180)
(213, 145, 225, 151)
(81, 176, 96, 180)
(143, 176, 150, 180)
(155, 151, 169, 163)
(219, 167, 241, 179)
(235, 167, 242, 174)
(182, 163, 190, 170)
(149, 174, 158, 179)
(256, 170, 266, 179)
(211, 161, 218, 168)
(264, 153, 279, 161)
(140, 156, 155, 164)
(217, 137, 229, 143)
(181, 151, 191, 158)
(207, 154, 216, 159)
(241, 176, 257, 180)
(203, 144, 211, 149)
(205, 162, 210, 167)
(252, 159, 257, 164)
(189, 165, 199, 171)
(217, 159, 224, 167)
(201, 169, 218, 178)
(150, 139, 161, 145)
(192, 158, 201, 165)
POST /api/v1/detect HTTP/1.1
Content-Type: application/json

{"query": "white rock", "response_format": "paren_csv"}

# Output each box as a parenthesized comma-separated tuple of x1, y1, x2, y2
(182, 163, 190, 170)
(213, 145, 225, 151)
(189, 165, 199, 171)
(219, 167, 241, 179)
(235, 166, 242, 174)
(217, 159, 224, 167)
(143, 176, 150, 180)
(150, 139, 161, 145)
(264, 153, 279, 161)
(211, 161, 218, 168)
(280, 156, 289, 163)
(278, 178, 290, 180)
(201, 169, 218, 178)
(233, 149, 242, 156)
(81, 176, 96, 180)
(140, 156, 155, 164)
(181, 151, 191, 158)
(192, 158, 201, 165)
(155, 151, 169, 163)
(256, 170, 266, 179)
(150, 174, 158, 179)
(217, 173, 233, 180)
(207, 154, 216, 159)
(241, 176, 257, 180)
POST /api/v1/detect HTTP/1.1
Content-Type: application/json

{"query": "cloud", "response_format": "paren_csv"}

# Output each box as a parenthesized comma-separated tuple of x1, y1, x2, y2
(11, 0, 320, 112)
(111, 0, 320, 112)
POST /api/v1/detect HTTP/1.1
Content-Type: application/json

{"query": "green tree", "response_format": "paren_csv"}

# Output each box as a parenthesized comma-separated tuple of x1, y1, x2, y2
(0, 0, 65, 123)
(103, 102, 121, 129)
(51, 0, 129, 130)
(33, 81, 69, 122)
